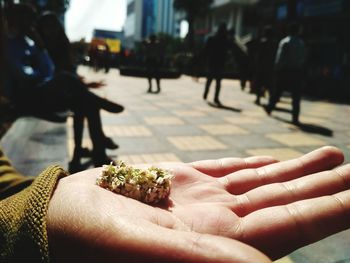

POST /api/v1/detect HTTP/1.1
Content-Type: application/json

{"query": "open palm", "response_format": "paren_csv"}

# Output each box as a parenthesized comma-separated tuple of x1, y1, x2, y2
(47, 146, 350, 262)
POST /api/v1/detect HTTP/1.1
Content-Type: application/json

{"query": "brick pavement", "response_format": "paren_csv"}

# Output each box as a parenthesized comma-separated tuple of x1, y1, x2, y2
(70, 67, 350, 263)
(65, 67, 350, 263)
(70, 67, 350, 166)
(0, 65, 342, 263)
(2, 66, 349, 262)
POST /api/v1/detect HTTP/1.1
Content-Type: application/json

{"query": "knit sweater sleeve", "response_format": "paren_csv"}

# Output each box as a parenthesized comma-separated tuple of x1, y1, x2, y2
(0, 149, 68, 262)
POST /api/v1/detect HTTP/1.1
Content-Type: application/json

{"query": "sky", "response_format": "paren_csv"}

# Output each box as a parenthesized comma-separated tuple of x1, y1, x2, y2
(65, 0, 126, 41)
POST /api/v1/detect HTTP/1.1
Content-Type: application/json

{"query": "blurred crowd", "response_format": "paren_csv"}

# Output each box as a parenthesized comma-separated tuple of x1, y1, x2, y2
(2, 4, 350, 263)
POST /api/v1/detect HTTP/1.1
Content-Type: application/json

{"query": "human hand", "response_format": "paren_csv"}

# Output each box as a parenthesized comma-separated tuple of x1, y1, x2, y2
(47, 146, 348, 262)
(78, 75, 105, 89)
(85, 80, 106, 89)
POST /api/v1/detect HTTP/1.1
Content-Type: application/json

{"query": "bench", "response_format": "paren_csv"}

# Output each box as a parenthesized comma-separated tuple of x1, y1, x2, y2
(0, 116, 68, 176)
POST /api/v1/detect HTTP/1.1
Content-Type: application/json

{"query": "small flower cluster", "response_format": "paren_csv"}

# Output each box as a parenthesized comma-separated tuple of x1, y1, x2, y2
(96, 160, 173, 204)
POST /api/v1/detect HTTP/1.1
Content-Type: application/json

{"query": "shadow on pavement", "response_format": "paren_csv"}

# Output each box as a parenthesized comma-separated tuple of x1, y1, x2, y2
(274, 116, 333, 137)
(207, 102, 242, 112)
(273, 106, 292, 113)
(297, 122, 333, 137)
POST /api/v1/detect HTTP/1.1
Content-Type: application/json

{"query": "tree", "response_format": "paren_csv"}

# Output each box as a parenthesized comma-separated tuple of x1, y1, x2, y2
(173, 0, 213, 50)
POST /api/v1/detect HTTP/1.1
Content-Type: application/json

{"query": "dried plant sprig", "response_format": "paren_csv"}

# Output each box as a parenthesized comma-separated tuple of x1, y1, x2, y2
(96, 160, 173, 204)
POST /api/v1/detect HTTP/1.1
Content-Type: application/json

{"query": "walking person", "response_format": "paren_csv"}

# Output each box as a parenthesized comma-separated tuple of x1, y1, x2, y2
(203, 23, 232, 105)
(229, 28, 250, 92)
(254, 25, 278, 105)
(265, 23, 306, 124)
(144, 35, 162, 94)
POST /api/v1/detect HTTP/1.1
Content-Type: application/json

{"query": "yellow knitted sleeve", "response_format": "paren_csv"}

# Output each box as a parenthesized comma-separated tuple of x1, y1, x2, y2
(0, 149, 68, 262)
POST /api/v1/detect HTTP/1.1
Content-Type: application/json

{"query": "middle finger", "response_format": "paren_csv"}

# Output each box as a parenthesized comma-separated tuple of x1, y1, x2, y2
(232, 164, 350, 216)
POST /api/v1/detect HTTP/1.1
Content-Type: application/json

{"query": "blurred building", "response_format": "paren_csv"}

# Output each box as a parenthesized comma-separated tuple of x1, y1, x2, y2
(193, 0, 259, 42)
(92, 29, 124, 54)
(124, 0, 180, 49)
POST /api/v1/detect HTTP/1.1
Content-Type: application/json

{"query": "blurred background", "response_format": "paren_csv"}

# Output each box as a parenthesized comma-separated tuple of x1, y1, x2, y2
(1, 0, 349, 101)
(1, 3, 350, 261)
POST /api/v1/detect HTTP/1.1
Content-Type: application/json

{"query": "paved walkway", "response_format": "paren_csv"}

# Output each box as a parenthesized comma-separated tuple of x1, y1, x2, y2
(70, 67, 350, 164)
(3, 66, 350, 262)
(73, 67, 350, 263)
(1, 117, 67, 176)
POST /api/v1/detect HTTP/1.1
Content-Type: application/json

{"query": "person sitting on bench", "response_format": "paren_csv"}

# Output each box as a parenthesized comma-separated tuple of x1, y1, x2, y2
(36, 11, 122, 171)
(4, 3, 123, 170)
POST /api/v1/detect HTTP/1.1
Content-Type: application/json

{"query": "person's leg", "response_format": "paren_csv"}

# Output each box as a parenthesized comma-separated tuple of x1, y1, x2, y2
(68, 107, 111, 171)
(40, 73, 121, 166)
(73, 113, 90, 153)
(72, 107, 118, 159)
(147, 77, 152, 93)
(214, 77, 222, 105)
(266, 74, 282, 114)
(291, 72, 303, 125)
(240, 79, 246, 90)
(68, 113, 90, 173)
(73, 114, 95, 154)
(84, 107, 113, 166)
(44, 72, 124, 113)
(203, 77, 212, 100)
(63, 74, 121, 151)
(73, 113, 84, 153)
(155, 78, 161, 93)
(291, 89, 301, 124)
(44, 72, 124, 125)
(254, 74, 263, 105)
(265, 72, 274, 101)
